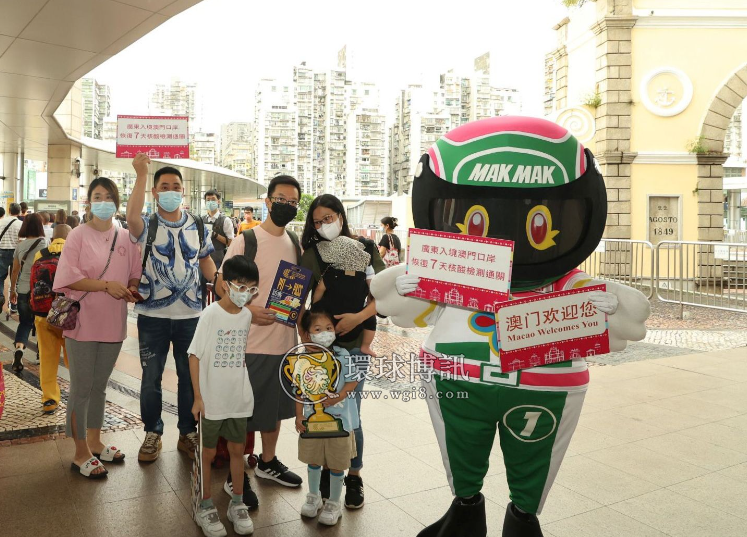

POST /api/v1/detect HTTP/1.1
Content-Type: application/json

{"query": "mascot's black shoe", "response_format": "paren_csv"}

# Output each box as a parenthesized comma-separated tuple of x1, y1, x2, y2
(502, 502, 544, 537)
(417, 494, 487, 537)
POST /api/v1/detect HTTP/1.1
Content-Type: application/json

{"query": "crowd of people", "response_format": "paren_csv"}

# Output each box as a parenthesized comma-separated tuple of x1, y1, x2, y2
(2, 153, 404, 535)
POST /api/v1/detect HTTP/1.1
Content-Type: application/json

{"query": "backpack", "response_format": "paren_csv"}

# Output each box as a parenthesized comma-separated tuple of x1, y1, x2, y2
(30, 247, 61, 316)
(242, 228, 301, 264)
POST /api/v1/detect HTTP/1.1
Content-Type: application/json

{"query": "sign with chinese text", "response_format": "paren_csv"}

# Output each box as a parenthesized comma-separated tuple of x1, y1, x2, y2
(648, 195, 680, 246)
(116, 115, 189, 159)
(406, 228, 513, 311)
(267, 260, 312, 326)
(496, 285, 610, 372)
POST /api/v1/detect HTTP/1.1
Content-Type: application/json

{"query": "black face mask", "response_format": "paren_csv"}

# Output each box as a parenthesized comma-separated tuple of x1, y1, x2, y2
(269, 202, 297, 227)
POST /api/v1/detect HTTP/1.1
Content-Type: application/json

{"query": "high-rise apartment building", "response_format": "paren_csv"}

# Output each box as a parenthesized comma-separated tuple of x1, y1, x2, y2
(102, 119, 117, 142)
(312, 71, 328, 195)
(81, 78, 110, 140)
(325, 69, 348, 195)
(220, 122, 253, 177)
(389, 85, 451, 195)
(254, 79, 297, 185)
(346, 104, 387, 197)
(725, 103, 743, 162)
(294, 64, 314, 195)
(149, 78, 199, 131)
(191, 131, 217, 166)
(439, 53, 522, 127)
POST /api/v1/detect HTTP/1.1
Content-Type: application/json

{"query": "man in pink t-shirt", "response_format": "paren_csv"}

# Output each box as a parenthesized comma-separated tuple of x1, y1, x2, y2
(216, 175, 304, 506)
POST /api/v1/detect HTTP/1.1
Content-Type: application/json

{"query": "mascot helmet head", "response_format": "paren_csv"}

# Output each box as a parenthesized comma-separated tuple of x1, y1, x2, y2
(412, 116, 606, 291)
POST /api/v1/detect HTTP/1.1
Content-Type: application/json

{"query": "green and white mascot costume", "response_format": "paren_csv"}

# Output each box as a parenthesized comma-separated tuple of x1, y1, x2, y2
(371, 116, 650, 537)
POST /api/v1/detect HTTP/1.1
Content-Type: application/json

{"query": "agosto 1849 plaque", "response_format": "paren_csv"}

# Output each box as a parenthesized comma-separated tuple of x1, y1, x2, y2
(648, 196, 680, 245)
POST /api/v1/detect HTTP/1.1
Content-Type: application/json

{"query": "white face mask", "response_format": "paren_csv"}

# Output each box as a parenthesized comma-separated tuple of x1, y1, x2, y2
(310, 331, 336, 348)
(229, 287, 252, 308)
(318, 218, 342, 241)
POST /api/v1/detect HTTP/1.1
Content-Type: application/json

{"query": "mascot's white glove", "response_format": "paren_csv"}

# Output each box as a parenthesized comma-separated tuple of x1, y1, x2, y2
(396, 273, 421, 296)
(371, 265, 437, 328)
(592, 280, 650, 352)
(587, 291, 618, 314)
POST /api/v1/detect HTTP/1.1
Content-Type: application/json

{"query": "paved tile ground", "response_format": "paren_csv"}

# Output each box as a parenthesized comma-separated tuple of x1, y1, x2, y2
(1, 348, 746, 537)
(1, 302, 746, 536)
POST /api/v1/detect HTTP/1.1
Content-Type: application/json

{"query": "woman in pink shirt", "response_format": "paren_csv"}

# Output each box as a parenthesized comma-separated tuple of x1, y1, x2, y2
(54, 178, 142, 479)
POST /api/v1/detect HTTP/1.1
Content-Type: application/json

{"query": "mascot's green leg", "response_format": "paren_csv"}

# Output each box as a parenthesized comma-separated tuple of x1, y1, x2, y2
(418, 376, 585, 537)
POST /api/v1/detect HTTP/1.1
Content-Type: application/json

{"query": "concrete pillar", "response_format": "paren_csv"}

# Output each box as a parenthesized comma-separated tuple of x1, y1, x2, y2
(1, 152, 19, 210)
(47, 144, 82, 212)
(696, 154, 727, 242)
(591, 3, 637, 240)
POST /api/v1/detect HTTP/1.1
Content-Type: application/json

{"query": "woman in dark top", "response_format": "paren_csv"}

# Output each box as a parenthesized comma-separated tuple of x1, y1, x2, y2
(378, 216, 402, 266)
(300, 194, 385, 509)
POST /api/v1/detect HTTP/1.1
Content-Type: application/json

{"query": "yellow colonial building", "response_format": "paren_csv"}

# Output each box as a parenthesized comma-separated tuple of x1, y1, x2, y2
(545, 0, 747, 246)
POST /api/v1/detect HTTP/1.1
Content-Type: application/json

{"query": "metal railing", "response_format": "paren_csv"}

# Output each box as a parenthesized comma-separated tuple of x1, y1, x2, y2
(579, 239, 655, 299)
(655, 241, 747, 314)
(285, 223, 747, 315)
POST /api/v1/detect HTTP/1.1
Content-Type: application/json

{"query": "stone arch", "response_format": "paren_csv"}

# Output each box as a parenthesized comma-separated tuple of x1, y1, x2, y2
(696, 63, 747, 242)
(700, 63, 747, 153)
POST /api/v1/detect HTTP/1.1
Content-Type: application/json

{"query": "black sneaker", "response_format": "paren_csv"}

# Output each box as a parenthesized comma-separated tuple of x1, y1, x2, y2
(12, 349, 23, 372)
(224, 471, 259, 509)
(320, 468, 331, 501)
(344, 475, 364, 509)
(254, 454, 303, 487)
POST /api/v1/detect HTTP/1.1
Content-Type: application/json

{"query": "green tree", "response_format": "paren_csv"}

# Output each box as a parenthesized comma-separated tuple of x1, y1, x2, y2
(294, 193, 315, 222)
(562, 0, 594, 6)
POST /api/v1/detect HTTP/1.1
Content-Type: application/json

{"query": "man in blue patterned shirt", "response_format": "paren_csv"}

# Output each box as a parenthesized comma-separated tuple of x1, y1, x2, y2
(127, 153, 216, 463)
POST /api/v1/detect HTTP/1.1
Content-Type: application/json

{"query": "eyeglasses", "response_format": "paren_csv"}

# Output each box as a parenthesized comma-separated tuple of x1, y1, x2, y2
(228, 281, 258, 295)
(269, 196, 299, 207)
(313, 213, 338, 228)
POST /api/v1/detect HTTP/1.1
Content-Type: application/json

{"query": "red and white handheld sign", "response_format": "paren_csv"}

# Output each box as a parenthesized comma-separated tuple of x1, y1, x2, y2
(406, 228, 513, 311)
(116, 115, 189, 159)
(496, 285, 610, 372)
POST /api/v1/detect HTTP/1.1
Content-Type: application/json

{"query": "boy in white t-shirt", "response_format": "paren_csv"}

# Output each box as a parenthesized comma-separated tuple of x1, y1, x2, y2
(188, 256, 259, 537)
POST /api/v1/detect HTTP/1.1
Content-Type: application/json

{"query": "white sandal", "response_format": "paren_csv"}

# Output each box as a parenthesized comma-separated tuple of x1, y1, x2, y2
(71, 456, 108, 479)
(94, 445, 125, 463)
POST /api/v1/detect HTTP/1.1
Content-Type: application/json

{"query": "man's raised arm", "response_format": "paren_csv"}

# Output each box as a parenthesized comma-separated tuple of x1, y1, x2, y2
(127, 153, 151, 239)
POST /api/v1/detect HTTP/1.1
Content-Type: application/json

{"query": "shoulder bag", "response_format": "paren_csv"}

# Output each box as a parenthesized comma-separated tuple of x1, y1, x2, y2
(48, 229, 119, 330)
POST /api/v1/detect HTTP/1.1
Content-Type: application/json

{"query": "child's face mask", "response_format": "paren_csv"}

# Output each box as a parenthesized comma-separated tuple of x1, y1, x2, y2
(226, 281, 258, 308)
(310, 330, 336, 348)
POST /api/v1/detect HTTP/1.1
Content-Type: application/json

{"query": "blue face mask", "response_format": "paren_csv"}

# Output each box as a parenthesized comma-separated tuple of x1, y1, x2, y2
(206, 200, 219, 212)
(157, 191, 182, 212)
(90, 201, 116, 220)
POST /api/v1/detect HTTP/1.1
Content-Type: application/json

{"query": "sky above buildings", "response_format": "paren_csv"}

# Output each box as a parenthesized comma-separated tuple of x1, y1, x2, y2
(87, 0, 568, 132)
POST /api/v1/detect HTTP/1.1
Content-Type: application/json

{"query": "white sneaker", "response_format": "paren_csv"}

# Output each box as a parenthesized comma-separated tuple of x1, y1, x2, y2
(196, 507, 227, 537)
(227, 502, 254, 535)
(318, 499, 343, 526)
(300, 492, 323, 518)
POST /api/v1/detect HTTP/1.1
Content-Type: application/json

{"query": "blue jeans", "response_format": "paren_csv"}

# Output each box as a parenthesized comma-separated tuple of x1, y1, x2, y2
(14, 293, 34, 346)
(0, 249, 14, 301)
(138, 315, 199, 436)
(348, 347, 367, 471)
